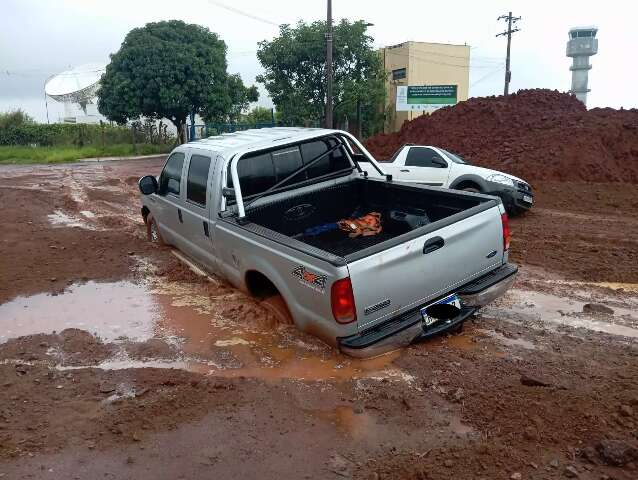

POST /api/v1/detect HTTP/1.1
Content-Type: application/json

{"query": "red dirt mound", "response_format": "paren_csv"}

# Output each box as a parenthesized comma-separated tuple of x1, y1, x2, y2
(366, 89, 638, 183)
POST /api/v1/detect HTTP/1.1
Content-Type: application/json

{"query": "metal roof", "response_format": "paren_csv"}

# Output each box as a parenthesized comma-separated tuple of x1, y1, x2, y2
(184, 127, 340, 158)
(568, 26, 598, 33)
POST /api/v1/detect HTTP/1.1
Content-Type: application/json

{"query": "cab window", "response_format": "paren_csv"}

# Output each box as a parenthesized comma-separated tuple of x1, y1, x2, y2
(159, 152, 185, 195)
(405, 148, 447, 168)
(186, 154, 212, 207)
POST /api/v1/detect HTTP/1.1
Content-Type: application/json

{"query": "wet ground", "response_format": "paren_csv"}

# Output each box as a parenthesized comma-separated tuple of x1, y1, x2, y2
(1, 159, 637, 479)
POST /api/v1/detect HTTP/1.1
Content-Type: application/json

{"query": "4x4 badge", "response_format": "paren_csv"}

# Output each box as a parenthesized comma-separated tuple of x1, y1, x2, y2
(292, 266, 327, 294)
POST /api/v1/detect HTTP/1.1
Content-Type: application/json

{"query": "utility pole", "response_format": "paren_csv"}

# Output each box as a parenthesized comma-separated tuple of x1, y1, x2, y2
(325, 0, 333, 128)
(496, 12, 521, 96)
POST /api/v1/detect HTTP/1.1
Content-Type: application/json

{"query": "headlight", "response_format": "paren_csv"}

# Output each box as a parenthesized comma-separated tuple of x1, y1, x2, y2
(486, 174, 515, 187)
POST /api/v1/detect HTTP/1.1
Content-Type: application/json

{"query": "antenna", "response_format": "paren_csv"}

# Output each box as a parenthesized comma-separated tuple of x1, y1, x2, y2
(44, 63, 106, 123)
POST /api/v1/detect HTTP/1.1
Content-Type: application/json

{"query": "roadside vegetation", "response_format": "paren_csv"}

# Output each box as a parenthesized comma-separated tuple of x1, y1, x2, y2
(0, 109, 174, 164)
(0, 144, 171, 164)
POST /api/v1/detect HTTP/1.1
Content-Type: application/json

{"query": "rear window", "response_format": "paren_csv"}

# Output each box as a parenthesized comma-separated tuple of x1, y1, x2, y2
(236, 152, 276, 197)
(300, 137, 351, 179)
(272, 146, 305, 183)
(159, 152, 185, 195)
(186, 154, 211, 207)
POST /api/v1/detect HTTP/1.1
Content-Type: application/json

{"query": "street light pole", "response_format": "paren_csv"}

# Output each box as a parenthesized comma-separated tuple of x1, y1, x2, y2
(44, 74, 54, 124)
(325, 0, 333, 128)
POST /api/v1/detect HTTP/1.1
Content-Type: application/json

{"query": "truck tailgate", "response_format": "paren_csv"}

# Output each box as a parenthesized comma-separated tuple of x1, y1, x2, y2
(348, 206, 504, 331)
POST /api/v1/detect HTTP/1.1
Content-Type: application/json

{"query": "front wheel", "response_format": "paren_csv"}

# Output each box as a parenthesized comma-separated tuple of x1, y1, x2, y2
(146, 214, 165, 245)
(461, 186, 481, 193)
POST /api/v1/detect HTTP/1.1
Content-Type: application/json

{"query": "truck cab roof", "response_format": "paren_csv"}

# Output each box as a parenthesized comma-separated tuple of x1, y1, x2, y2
(177, 127, 340, 159)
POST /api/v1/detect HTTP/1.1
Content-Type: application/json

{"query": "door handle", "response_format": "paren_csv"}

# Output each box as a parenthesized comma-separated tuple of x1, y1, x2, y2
(423, 236, 445, 254)
(203, 221, 209, 237)
(177, 208, 183, 223)
(400, 169, 410, 172)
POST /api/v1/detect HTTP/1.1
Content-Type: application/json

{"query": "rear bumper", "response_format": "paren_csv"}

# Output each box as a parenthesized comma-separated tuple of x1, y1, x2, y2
(338, 263, 518, 358)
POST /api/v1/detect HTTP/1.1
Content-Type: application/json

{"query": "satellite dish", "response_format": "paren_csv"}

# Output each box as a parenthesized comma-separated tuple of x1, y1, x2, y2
(45, 63, 106, 115)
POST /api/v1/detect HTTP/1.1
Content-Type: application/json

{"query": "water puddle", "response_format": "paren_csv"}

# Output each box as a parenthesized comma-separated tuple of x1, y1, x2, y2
(0, 281, 157, 342)
(306, 404, 473, 444)
(484, 289, 638, 339)
(1, 277, 411, 383)
(482, 330, 538, 351)
(47, 210, 97, 230)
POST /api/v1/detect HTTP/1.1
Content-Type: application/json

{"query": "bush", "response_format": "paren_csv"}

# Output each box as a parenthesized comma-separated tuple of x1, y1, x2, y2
(0, 120, 174, 147)
(0, 109, 35, 130)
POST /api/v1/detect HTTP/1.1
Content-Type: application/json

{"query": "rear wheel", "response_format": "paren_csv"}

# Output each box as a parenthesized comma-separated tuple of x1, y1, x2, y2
(260, 294, 293, 325)
(461, 186, 481, 193)
(146, 214, 165, 245)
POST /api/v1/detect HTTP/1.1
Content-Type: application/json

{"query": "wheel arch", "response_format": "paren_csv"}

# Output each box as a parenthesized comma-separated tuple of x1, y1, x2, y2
(449, 174, 489, 192)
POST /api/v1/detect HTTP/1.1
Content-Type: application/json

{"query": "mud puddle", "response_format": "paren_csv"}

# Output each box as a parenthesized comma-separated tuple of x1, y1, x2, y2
(1, 277, 411, 383)
(0, 281, 157, 343)
(483, 288, 638, 339)
(306, 404, 472, 445)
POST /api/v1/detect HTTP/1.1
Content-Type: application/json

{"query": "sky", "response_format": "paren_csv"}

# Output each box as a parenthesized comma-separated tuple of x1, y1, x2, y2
(1, 0, 637, 123)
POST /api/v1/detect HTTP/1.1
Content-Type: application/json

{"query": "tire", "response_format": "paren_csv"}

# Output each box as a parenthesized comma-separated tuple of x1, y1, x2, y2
(146, 214, 165, 245)
(260, 294, 293, 325)
(461, 186, 481, 193)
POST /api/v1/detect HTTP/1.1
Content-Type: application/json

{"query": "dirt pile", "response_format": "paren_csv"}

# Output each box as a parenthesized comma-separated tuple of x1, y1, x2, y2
(366, 89, 638, 183)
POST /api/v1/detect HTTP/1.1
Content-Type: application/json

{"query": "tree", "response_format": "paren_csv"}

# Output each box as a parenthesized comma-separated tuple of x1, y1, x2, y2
(241, 106, 275, 124)
(210, 74, 259, 124)
(0, 109, 35, 130)
(256, 20, 385, 136)
(98, 20, 257, 143)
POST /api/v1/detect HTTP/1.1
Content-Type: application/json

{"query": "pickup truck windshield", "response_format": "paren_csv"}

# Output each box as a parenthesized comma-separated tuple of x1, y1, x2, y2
(440, 149, 470, 165)
(227, 136, 353, 202)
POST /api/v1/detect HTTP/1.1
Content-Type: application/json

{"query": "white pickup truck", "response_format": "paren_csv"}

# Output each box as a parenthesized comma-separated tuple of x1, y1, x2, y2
(360, 145, 533, 215)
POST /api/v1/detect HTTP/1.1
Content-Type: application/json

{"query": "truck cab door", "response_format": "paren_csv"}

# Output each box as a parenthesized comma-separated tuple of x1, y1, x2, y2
(179, 151, 219, 270)
(397, 147, 450, 186)
(154, 151, 187, 247)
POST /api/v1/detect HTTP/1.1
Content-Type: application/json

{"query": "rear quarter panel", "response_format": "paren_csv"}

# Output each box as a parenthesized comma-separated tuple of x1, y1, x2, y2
(214, 221, 354, 345)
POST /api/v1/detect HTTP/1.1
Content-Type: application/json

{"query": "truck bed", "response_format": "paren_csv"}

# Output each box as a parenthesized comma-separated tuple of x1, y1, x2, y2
(244, 178, 490, 258)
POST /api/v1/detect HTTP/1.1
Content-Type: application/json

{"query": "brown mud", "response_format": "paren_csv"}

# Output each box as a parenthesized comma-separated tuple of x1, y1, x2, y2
(1, 158, 637, 479)
(365, 89, 638, 184)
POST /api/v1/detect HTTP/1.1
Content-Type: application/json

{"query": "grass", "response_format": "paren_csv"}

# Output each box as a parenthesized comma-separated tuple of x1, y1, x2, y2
(0, 144, 173, 164)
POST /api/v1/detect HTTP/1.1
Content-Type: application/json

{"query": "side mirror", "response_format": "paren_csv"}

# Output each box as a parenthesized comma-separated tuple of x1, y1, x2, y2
(139, 175, 158, 195)
(432, 158, 448, 168)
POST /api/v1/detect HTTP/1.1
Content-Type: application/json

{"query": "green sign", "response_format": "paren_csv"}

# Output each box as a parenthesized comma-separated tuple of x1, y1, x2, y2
(396, 85, 458, 112)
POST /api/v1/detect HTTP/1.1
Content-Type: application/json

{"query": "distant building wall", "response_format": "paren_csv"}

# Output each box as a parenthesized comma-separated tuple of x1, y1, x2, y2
(381, 41, 470, 133)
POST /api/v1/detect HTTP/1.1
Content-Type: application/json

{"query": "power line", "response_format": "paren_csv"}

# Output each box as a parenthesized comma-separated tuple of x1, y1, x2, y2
(470, 65, 505, 88)
(206, 0, 281, 27)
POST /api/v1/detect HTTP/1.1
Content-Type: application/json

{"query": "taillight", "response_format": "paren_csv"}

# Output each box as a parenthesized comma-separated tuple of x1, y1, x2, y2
(501, 213, 511, 251)
(331, 277, 357, 324)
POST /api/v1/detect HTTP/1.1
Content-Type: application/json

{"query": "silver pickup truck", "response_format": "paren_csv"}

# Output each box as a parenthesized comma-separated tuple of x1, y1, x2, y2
(138, 128, 517, 357)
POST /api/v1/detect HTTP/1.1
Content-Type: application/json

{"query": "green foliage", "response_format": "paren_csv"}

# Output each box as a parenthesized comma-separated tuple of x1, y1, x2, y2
(97, 20, 258, 139)
(256, 20, 386, 136)
(0, 123, 173, 147)
(0, 144, 172, 165)
(240, 106, 274, 124)
(0, 109, 35, 129)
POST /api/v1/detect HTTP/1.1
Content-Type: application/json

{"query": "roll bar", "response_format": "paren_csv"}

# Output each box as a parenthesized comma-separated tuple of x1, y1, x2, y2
(229, 130, 389, 219)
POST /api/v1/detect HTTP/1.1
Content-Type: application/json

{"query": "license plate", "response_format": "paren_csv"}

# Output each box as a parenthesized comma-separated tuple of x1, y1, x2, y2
(420, 294, 461, 327)
(523, 195, 533, 204)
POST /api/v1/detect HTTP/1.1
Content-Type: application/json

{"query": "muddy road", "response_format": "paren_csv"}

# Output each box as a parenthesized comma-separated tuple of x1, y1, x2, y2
(1, 159, 637, 480)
